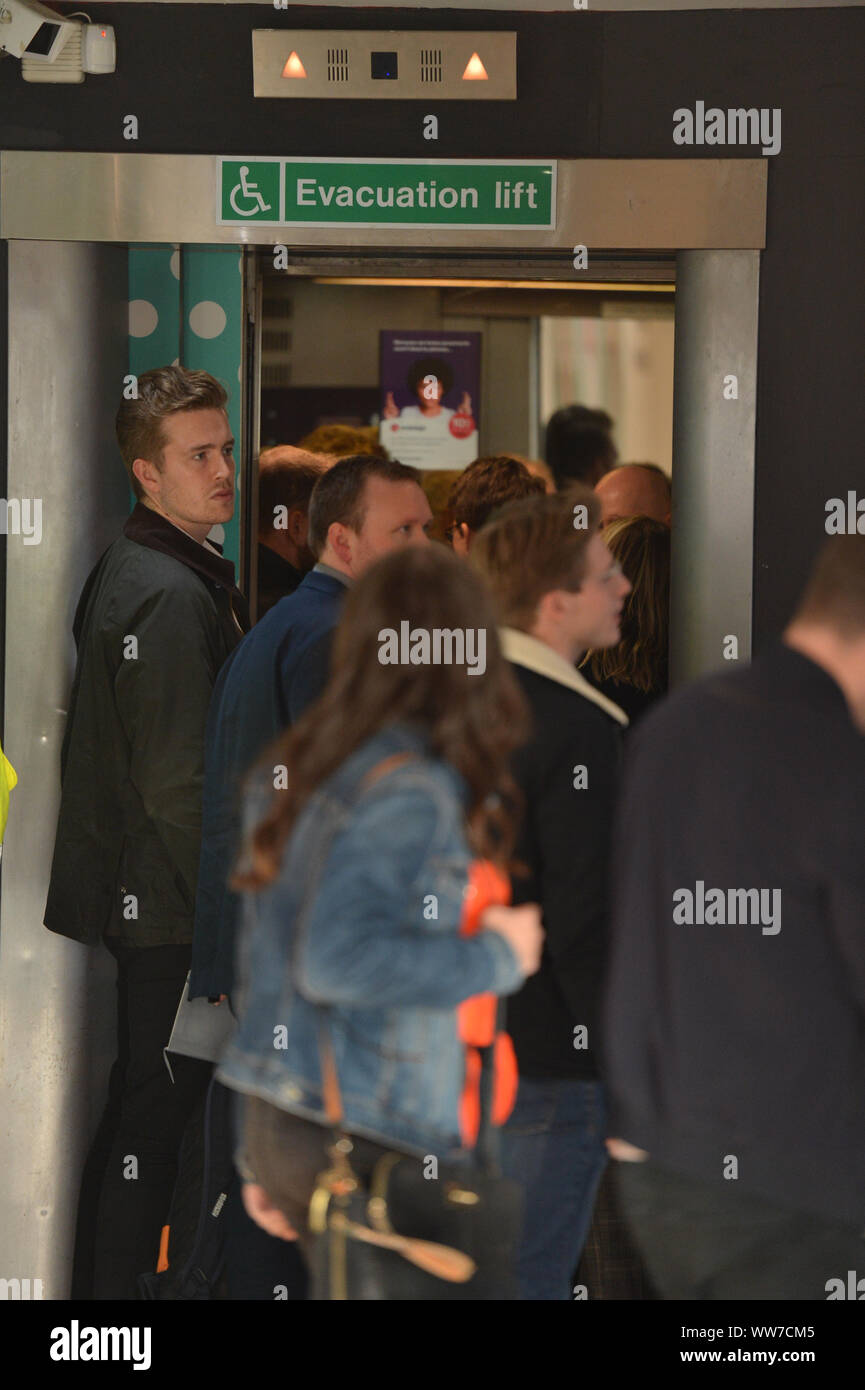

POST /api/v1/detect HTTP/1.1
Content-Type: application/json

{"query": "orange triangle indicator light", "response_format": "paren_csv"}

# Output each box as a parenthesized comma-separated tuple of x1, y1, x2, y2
(462, 52, 488, 81)
(282, 51, 307, 79)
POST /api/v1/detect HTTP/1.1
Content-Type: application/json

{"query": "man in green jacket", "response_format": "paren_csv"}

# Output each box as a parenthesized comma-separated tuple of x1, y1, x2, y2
(44, 365, 249, 1299)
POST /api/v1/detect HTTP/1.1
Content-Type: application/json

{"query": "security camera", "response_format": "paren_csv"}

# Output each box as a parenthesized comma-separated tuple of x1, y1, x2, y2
(0, 0, 78, 62)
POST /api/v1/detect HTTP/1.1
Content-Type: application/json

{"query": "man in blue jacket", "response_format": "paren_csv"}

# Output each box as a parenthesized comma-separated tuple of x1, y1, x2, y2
(605, 535, 865, 1299)
(190, 453, 432, 1003)
(190, 452, 432, 1299)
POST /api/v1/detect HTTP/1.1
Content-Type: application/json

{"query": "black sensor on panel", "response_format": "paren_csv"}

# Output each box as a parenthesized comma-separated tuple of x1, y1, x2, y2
(370, 52, 398, 81)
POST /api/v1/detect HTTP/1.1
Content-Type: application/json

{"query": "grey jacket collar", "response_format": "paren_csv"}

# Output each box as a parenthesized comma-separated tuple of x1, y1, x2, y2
(501, 626, 629, 727)
(313, 560, 352, 587)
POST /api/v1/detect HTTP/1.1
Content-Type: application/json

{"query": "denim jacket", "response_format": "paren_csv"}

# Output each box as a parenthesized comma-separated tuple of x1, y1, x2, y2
(216, 722, 524, 1156)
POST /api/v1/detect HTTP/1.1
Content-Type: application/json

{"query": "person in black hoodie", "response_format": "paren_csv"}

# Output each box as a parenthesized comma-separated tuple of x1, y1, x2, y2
(605, 534, 865, 1299)
(471, 487, 631, 1300)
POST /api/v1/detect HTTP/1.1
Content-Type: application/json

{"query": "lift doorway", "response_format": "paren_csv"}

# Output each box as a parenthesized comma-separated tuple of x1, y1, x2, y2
(247, 248, 676, 619)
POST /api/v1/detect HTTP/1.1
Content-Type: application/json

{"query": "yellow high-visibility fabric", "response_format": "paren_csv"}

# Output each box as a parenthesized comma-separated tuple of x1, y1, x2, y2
(0, 742, 17, 843)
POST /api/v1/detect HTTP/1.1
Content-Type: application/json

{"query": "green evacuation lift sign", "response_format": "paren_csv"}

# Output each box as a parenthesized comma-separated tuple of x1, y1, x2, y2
(217, 158, 556, 229)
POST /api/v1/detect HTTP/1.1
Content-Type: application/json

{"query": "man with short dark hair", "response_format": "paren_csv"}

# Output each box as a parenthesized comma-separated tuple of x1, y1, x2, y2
(545, 405, 617, 488)
(445, 455, 546, 555)
(605, 535, 865, 1299)
(471, 488, 631, 1299)
(191, 453, 432, 1300)
(256, 446, 331, 618)
(192, 453, 431, 1003)
(44, 365, 250, 1299)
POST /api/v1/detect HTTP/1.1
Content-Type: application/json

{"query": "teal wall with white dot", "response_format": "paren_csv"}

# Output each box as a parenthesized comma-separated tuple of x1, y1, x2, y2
(128, 245, 244, 573)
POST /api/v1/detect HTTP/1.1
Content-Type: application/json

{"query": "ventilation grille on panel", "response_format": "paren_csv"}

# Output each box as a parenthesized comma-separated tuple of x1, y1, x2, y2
(261, 364, 291, 388)
(262, 295, 293, 320)
(327, 48, 350, 83)
(261, 287, 293, 387)
(262, 330, 292, 353)
(420, 49, 442, 84)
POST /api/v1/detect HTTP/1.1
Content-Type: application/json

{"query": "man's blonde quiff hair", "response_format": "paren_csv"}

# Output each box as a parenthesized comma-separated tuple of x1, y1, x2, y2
(470, 486, 601, 631)
(116, 365, 229, 501)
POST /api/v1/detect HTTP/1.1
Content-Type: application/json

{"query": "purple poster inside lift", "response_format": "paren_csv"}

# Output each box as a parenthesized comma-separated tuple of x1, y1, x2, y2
(379, 330, 481, 471)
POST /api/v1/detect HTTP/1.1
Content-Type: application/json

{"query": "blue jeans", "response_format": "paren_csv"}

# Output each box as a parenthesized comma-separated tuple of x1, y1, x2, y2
(501, 1076, 607, 1300)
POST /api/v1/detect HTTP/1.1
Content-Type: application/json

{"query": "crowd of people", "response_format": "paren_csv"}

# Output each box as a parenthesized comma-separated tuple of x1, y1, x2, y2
(45, 367, 865, 1302)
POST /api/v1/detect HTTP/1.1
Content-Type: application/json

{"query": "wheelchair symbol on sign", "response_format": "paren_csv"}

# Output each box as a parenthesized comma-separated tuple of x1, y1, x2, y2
(229, 166, 273, 218)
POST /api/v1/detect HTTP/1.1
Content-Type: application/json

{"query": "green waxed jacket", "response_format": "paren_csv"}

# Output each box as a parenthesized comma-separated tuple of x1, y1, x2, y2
(44, 503, 249, 948)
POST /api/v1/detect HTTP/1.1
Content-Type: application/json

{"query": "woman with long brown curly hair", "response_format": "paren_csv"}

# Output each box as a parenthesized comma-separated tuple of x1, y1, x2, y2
(216, 543, 543, 1295)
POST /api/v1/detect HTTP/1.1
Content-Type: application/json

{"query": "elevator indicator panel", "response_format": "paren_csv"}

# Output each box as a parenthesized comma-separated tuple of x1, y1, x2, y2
(252, 31, 516, 100)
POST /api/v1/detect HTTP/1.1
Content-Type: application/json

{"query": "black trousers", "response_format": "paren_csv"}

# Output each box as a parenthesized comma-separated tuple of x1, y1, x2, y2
(616, 1157, 865, 1300)
(71, 940, 211, 1300)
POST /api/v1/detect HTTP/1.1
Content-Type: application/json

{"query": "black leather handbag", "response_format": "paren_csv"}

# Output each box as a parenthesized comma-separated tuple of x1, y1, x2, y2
(307, 1022, 523, 1301)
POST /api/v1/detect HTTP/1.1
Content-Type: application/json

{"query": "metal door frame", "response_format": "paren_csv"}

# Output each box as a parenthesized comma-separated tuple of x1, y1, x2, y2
(0, 152, 762, 1294)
